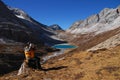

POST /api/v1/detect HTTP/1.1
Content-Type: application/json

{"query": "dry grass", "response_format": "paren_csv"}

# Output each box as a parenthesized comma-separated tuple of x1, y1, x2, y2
(70, 27, 120, 51)
(0, 45, 120, 80)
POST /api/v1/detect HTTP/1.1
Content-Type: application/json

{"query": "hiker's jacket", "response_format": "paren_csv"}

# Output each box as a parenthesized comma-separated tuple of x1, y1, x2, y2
(24, 46, 35, 59)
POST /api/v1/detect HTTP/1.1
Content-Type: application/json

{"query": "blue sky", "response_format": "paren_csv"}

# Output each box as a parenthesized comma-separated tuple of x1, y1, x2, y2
(2, 0, 120, 30)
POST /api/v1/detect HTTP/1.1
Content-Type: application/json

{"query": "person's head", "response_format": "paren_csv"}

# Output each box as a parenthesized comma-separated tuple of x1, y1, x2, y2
(29, 43, 35, 48)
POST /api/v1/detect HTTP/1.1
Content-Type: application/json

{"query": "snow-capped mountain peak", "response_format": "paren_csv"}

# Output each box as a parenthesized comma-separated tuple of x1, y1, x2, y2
(48, 24, 63, 31)
(8, 7, 31, 21)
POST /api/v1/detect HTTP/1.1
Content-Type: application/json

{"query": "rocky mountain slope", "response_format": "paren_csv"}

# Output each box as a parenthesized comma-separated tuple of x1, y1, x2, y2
(0, 0, 35, 43)
(0, 0, 65, 45)
(0, 0, 120, 80)
(8, 7, 66, 46)
(87, 32, 120, 51)
(0, 0, 65, 76)
(67, 6, 120, 35)
(59, 6, 120, 51)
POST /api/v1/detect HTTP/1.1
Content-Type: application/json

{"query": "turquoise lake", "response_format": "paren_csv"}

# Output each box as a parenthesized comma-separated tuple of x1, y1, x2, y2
(52, 44, 77, 49)
(43, 44, 77, 62)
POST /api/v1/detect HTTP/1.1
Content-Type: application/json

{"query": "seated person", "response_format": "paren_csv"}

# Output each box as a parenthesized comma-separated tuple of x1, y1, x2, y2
(24, 42, 42, 69)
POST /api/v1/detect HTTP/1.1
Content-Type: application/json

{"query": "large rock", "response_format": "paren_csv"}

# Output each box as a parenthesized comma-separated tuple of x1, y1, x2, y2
(117, 6, 120, 14)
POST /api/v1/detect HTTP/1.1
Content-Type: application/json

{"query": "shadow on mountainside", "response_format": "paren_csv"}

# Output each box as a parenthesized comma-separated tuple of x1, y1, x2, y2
(0, 53, 24, 75)
(42, 66, 68, 71)
(0, 51, 66, 75)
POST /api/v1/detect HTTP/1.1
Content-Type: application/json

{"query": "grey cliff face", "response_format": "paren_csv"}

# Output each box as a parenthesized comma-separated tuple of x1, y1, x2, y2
(87, 14, 99, 24)
(99, 8, 119, 23)
(68, 5, 120, 34)
(69, 21, 83, 29)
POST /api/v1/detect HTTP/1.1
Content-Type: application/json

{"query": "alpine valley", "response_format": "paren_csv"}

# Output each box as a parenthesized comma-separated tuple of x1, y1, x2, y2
(0, 0, 120, 80)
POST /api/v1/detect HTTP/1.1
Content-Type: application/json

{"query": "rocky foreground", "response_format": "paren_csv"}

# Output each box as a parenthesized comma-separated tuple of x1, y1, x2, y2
(0, 45, 120, 80)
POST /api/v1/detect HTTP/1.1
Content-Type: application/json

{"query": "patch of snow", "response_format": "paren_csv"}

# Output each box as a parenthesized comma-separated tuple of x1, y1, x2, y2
(16, 15, 25, 19)
(0, 38, 6, 44)
(50, 35, 64, 41)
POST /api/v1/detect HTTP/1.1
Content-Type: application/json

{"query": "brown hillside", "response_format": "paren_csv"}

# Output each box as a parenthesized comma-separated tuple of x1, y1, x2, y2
(0, 45, 120, 80)
(71, 27, 120, 51)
